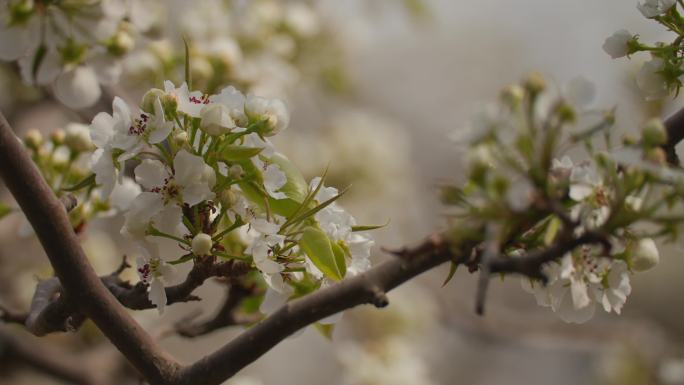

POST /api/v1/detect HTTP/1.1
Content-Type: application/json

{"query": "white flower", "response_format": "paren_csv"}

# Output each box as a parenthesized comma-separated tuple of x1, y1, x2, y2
(123, 150, 215, 245)
(53, 65, 102, 110)
(523, 247, 633, 323)
(0, 6, 40, 61)
(637, 0, 676, 18)
(64, 122, 93, 152)
(164, 81, 207, 118)
(89, 97, 140, 198)
(636, 57, 669, 100)
(200, 103, 236, 136)
(592, 260, 631, 314)
(244, 95, 289, 136)
(262, 163, 287, 199)
(136, 256, 175, 314)
(209, 85, 247, 126)
(603, 30, 633, 59)
(108, 177, 142, 212)
(284, 3, 320, 38)
(629, 238, 660, 271)
(564, 77, 596, 109)
(134, 149, 216, 207)
(307, 177, 373, 277)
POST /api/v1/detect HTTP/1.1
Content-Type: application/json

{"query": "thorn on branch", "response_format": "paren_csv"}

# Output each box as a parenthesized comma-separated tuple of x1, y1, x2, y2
(369, 286, 389, 308)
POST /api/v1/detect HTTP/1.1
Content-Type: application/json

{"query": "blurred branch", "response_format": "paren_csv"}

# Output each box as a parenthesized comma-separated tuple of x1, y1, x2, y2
(663, 105, 684, 165)
(174, 280, 262, 338)
(0, 326, 104, 385)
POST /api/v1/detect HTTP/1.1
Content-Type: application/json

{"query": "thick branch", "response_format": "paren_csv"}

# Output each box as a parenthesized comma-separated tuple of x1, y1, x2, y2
(0, 326, 103, 385)
(175, 280, 262, 338)
(177, 234, 463, 385)
(663, 105, 684, 165)
(0, 111, 180, 384)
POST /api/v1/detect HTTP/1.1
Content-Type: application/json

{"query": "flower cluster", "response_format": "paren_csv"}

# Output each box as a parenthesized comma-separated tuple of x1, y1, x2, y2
(443, 74, 682, 323)
(86, 81, 374, 313)
(603, 0, 684, 99)
(0, 0, 142, 109)
(9, 123, 139, 235)
(123, 0, 342, 97)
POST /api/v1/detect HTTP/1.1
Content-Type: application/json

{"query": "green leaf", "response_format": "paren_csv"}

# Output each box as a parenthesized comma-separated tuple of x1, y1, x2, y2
(183, 36, 191, 89)
(442, 260, 458, 287)
(0, 203, 12, 220)
(314, 322, 335, 340)
(352, 220, 390, 232)
(330, 240, 347, 278)
(238, 154, 309, 217)
(299, 226, 343, 281)
(61, 173, 96, 192)
(284, 186, 348, 231)
(269, 154, 308, 203)
(219, 145, 263, 161)
(544, 216, 561, 246)
(31, 44, 46, 83)
(168, 253, 194, 265)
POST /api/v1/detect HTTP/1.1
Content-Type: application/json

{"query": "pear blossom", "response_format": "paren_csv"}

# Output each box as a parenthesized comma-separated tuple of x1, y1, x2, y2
(637, 0, 676, 18)
(308, 177, 374, 277)
(122, 150, 215, 247)
(136, 256, 175, 313)
(636, 57, 669, 100)
(164, 81, 208, 118)
(244, 95, 290, 136)
(629, 238, 660, 271)
(522, 247, 632, 323)
(603, 30, 634, 59)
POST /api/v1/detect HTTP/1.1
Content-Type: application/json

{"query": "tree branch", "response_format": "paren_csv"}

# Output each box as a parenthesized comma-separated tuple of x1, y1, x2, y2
(0, 326, 103, 385)
(0, 111, 181, 384)
(175, 279, 262, 338)
(663, 105, 684, 165)
(176, 234, 468, 385)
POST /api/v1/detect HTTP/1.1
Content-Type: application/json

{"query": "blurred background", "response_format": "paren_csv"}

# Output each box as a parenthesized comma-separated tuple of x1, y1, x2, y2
(1, 0, 684, 384)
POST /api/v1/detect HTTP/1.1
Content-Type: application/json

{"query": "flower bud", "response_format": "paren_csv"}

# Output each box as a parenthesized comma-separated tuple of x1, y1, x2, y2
(228, 164, 244, 179)
(628, 238, 659, 271)
(500, 85, 524, 108)
(51, 129, 66, 145)
(191, 56, 214, 84)
(622, 133, 638, 146)
(219, 189, 238, 208)
(245, 95, 289, 136)
(191, 233, 213, 256)
(24, 129, 43, 150)
(173, 131, 188, 146)
(641, 118, 668, 147)
(64, 123, 93, 152)
(107, 28, 135, 56)
(523, 72, 546, 94)
(200, 103, 235, 136)
(140, 88, 165, 114)
(645, 147, 667, 164)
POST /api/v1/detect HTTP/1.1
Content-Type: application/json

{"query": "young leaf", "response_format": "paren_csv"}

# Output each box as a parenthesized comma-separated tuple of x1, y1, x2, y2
(168, 253, 195, 265)
(442, 260, 458, 287)
(299, 226, 343, 281)
(314, 322, 335, 340)
(0, 203, 12, 220)
(330, 240, 348, 279)
(219, 145, 263, 161)
(183, 36, 191, 89)
(61, 173, 96, 192)
(351, 220, 390, 232)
